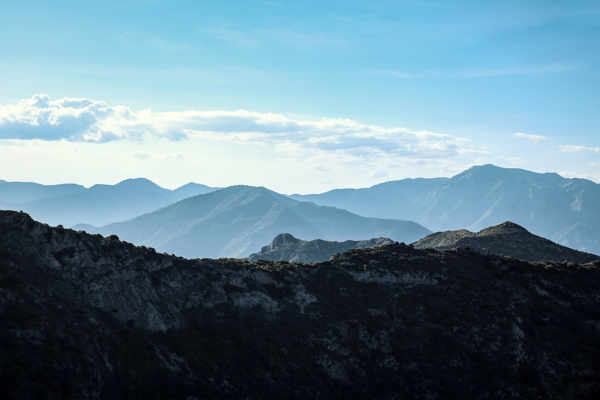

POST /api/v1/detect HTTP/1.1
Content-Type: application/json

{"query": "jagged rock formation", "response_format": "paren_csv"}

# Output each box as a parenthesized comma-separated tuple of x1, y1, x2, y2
(412, 221, 600, 264)
(246, 233, 395, 263)
(1, 211, 600, 399)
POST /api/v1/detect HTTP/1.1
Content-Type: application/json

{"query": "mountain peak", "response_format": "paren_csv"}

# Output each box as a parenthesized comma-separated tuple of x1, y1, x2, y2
(271, 233, 301, 246)
(478, 221, 530, 235)
(115, 178, 164, 191)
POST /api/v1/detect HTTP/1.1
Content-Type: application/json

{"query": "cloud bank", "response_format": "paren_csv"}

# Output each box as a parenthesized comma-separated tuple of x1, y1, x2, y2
(0, 94, 469, 162)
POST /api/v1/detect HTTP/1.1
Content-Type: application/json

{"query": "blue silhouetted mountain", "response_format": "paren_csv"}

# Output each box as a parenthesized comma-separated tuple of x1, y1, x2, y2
(291, 177, 448, 218)
(0, 182, 86, 203)
(170, 182, 220, 202)
(0, 178, 219, 227)
(290, 165, 600, 254)
(79, 185, 431, 259)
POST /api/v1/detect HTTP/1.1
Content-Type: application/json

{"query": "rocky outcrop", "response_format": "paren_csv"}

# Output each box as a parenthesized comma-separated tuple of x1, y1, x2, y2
(246, 233, 394, 262)
(1, 211, 600, 399)
(412, 221, 600, 263)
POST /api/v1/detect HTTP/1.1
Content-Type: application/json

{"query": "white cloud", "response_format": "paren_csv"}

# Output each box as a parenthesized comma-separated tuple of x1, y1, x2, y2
(0, 95, 470, 165)
(515, 132, 547, 144)
(559, 145, 600, 153)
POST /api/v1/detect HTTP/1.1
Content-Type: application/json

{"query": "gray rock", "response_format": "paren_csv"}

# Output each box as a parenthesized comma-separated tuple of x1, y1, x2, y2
(246, 233, 394, 263)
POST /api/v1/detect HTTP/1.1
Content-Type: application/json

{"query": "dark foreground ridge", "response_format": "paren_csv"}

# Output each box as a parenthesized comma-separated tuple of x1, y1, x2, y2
(1, 211, 600, 399)
(246, 233, 394, 263)
(412, 221, 600, 264)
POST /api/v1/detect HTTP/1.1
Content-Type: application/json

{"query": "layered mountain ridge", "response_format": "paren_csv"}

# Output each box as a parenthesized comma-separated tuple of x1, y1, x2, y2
(0, 178, 218, 227)
(78, 185, 431, 259)
(1, 210, 600, 399)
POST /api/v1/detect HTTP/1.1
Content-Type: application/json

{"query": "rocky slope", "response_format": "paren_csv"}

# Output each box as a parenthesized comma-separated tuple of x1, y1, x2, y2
(246, 233, 394, 263)
(1, 211, 600, 399)
(412, 221, 600, 264)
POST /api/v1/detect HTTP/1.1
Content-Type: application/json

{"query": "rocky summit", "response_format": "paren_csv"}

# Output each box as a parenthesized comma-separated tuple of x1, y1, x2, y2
(412, 221, 600, 264)
(1, 211, 600, 399)
(246, 233, 394, 263)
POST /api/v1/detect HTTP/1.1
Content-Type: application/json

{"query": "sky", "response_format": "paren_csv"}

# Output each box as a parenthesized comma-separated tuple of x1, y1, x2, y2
(0, 0, 599, 193)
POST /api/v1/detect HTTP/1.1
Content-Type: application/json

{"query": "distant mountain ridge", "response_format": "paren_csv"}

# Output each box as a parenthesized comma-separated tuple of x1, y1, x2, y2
(0, 182, 86, 203)
(291, 165, 600, 255)
(246, 233, 394, 263)
(412, 221, 600, 264)
(0, 178, 218, 227)
(79, 185, 431, 259)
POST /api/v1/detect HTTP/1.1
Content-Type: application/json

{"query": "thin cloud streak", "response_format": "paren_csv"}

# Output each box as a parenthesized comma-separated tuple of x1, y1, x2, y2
(515, 132, 547, 144)
(0, 95, 470, 163)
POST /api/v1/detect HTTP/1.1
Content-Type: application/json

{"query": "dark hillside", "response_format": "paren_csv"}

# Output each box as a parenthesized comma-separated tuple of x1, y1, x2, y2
(1, 211, 600, 399)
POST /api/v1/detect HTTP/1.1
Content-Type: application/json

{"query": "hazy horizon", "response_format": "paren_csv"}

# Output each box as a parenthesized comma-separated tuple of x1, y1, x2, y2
(0, 163, 597, 195)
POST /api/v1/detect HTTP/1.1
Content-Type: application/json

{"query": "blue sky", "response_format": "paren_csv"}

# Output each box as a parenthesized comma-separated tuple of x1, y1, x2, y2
(0, 0, 599, 192)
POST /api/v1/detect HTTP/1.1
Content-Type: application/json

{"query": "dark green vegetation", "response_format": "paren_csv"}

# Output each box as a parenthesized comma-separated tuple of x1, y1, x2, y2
(291, 164, 600, 255)
(246, 233, 394, 263)
(0, 178, 217, 227)
(413, 221, 600, 264)
(1, 211, 600, 399)
(80, 185, 430, 259)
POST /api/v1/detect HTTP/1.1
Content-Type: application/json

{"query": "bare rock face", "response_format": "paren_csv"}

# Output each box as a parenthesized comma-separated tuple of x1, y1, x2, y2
(412, 221, 600, 264)
(246, 233, 395, 263)
(1, 211, 600, 399)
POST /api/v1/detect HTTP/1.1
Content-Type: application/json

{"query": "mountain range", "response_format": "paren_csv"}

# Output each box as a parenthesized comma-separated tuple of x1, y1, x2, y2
(0, 178, 217, 227)
(2, 210, 599, 399)
(77, 185, 431, 259)
(3, 164, 600, 258)
(290, 164, 600, 254)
